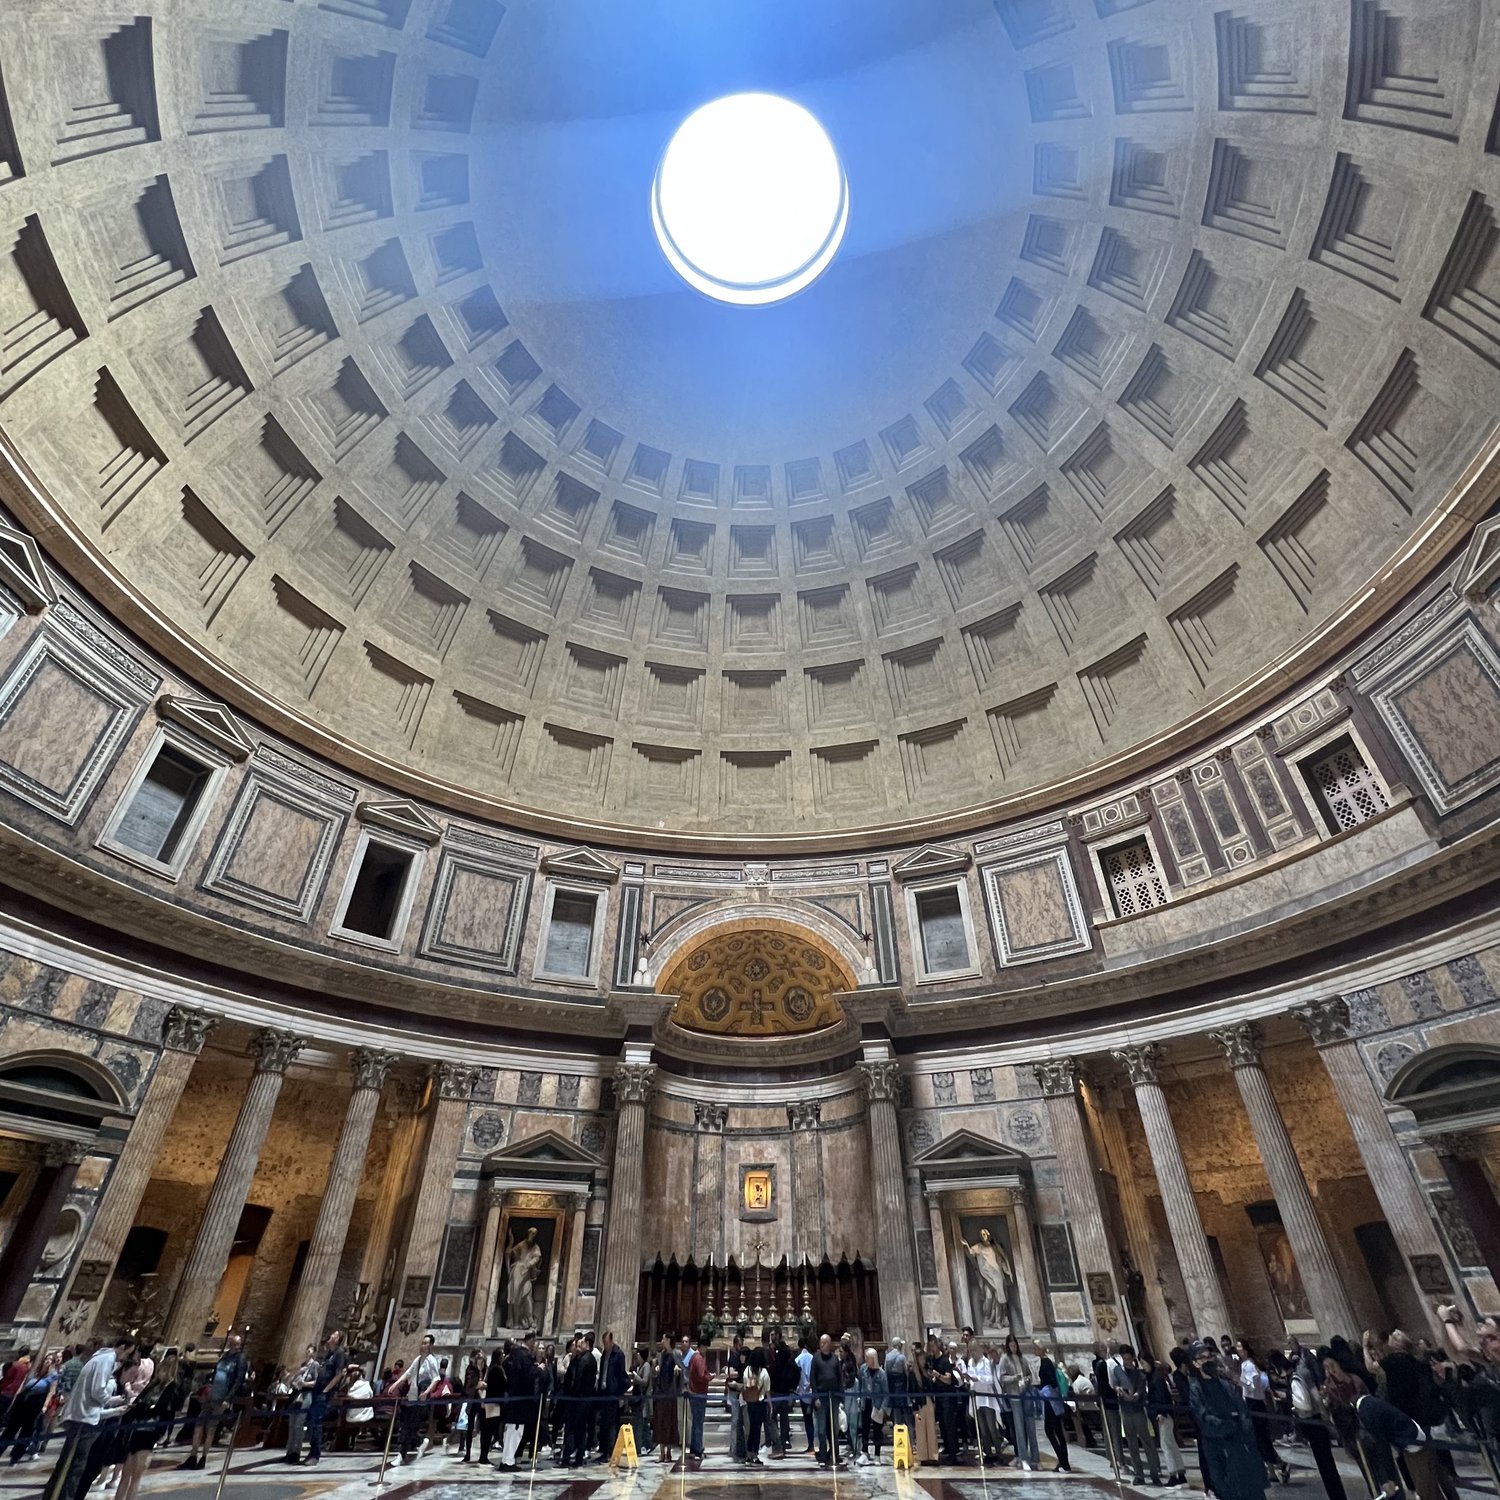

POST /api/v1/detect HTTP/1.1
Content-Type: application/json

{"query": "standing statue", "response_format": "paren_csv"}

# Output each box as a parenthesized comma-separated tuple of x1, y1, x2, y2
(504, 1226, 545, 1330)
(960, 1226, 1015, 1331)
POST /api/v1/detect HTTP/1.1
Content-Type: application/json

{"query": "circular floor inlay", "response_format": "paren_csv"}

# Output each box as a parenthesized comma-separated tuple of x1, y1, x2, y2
(651, 92, 849, 306)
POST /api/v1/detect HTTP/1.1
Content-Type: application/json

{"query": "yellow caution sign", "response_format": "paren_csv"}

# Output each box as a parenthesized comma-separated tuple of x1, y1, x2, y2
(609, 1423, 639, 1469)
(891, 1423, 914, 1471)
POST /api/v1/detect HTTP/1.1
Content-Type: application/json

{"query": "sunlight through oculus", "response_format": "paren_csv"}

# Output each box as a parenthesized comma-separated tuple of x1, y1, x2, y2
(652, 93, 849, 306)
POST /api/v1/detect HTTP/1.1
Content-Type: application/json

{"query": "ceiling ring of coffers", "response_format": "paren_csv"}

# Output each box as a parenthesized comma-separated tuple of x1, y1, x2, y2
(2, 0, 1500, 847)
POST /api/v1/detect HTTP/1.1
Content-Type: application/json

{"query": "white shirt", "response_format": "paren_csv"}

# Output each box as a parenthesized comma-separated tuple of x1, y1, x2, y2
(969, 1356, 1001, 1414)
(61, 1350, 121, 1427)
(1239, 1359, 1268, 1402)
(345, 1378, 375, 1424)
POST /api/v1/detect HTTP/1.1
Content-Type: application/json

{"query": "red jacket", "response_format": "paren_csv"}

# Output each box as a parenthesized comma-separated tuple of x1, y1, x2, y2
(685, 1351, 710, 1397)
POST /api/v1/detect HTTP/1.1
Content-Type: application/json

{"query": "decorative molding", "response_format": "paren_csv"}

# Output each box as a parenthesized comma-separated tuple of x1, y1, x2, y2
(980, 845, 1091, 966)
(357, 799, 444, 845)
(434, 1061, 478, 1101)
(350, 1046, 399, 1091)
(1207, 1019, 1265, 1069)
(161, 1004, 215, 1055)
(693, 1101, 728, 1132)
(890, 843, 972, 882)
(1112, 1041, 1163, 1086)
(156, 695, 255, 761)
(615, 1061, 657, 1105)
(1032, 1058, 1080, 1097)
(787, 1100, 822, 1131)
(42, 1140, 89, 1168)
(248, 1027, 304, 1075)
(0, 520, 56, 613)
(1292, 996, 1351, 1047)
(858, 1059, 901, 1103)
(541, 845, 620, 883)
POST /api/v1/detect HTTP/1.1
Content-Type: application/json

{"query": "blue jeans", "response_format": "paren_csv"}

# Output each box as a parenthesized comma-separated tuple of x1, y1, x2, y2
(687, 1394, 706, 1457)
(306, 1393, 329, 1462)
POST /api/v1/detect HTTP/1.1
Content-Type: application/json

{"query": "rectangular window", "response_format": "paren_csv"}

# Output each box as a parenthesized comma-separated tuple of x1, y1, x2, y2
(1301, 734, 1390, 834)
(542, 890, 599, 977)
(337, 840, 414, 940)
(915, 885, 971, 975)
(112, 744, 213, 865)
(1101, 837, 1168, 918)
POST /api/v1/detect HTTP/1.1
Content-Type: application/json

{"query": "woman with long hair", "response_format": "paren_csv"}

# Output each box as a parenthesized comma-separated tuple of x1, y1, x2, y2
(1000, 1333, 1038, 1471)
(651, 1335, 680, 1466)
(741, 1347, 768, 1466)
(1033, 1340, 1071, 1472)
(837, 1339, 861, 1465)
(910, 1349, 940, 1465)
(114, 1348, 186, 1500)
(857, 1347, 889, 1465)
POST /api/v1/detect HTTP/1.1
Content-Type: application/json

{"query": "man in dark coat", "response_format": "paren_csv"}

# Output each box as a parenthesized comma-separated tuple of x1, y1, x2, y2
(1188, 1347, 1266, 1500)
(768, 1333, 799, 1459)
(596, 1332, 627, 1462)
(560, 1336, 596, 1468)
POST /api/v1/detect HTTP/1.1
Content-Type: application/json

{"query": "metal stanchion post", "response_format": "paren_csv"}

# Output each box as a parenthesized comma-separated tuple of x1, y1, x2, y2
(210, 1404, 242, 1500)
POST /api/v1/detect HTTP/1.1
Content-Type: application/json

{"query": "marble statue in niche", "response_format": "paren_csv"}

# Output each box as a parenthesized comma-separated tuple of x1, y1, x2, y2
(959, 1219, 1017, 1333)
(502, 1222, 550, 1330)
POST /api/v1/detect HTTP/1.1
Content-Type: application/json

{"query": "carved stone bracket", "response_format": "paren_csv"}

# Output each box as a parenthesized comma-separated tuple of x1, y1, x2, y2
(615, 1062, 657, 1105)
(248, 1027, 304, 1076)
(1112, 1042, 1163, 1087)
(434, 1061, 478, 1101)
(1429, 1131, 1481, 1162)
(161, 1004, 216, 1055)
(43, 1140, 89, 1168)
(1032, 1057, 1080, 1098)
(1291, 996, 1352, 1047)
(787, 1100, 822, 1131)
(858, 1060, 901, 1104)
(694, 1101, 728, 1132)
(1208, 1020, 1265, 1070)
(351, 1047, 399, 1092)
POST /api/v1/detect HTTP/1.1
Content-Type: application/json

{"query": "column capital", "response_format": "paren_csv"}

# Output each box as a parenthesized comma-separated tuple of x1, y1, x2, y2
(1032, 1057, 1081, 1098)
(787, 1100, 822, 1132)
(162, 1004, 216, 1055)
(248, 1027, 304, 1076)
(1291, 997, 1352, 1047)
(693, 1101, 728, 1132)
(433, 1061, 478, 1101)
(1208, 1019, 1265, 1070)
(1113, 1042, 1163, 1087)
(486, 1182, 508, 1210)
(42, 1140, 88, 1168)
(858, 1059, 901, 1104)
(615, 1061, 657, 1104)
(350, 1047, 399, 1092)
(1429, 1130, 1481, 1162)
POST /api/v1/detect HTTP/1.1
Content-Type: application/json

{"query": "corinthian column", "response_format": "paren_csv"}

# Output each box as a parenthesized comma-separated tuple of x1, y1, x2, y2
(1209, 1021, 1360, 1339)
(1034, 1058, 1123, 1336)
(596, 1061, 656, 1345)
(1293, 998, 1450, 1338)
(279, 1048, 396, 1365)
(47, 1005, 215, 1344)
(385, 1062, 476, 1365)
(1113, 1042, 1232, 1338)
(858, 1060, 921, 1346)
(164, 1027, 303, 1345)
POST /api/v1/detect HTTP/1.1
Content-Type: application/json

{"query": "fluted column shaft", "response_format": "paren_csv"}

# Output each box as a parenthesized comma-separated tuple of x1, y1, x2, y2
(165, 1028, 303, 1345)
(466, 1186, 506, 1338)
(1035, 1059, 1122, 1337)
(1009, 1194, 1048, 1336)
(279, 1049, 395, 1366)
(859, 1061, 921, 1346)
(1114, 1044, 1232, 1338)
(385, 1063, 476, 1366)
(596, 1062, 655, 1343)
(1211, 1022, 1360, 1339)
(1296, 999, 1450, 1340)
(47, 1005, 214, 1344)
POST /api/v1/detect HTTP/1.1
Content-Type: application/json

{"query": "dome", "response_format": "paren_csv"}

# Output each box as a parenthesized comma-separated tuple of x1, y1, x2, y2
(0, 0, 1496, 850)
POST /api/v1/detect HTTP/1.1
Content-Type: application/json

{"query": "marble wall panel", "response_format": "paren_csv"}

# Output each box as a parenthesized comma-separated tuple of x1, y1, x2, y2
(981, 845, 1091, 964)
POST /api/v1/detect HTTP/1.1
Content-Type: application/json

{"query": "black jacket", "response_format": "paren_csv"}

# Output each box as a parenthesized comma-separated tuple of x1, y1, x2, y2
(811, 1350, 842, 1393)
(769, 1344, 798, 1396)
(601, 1345, 628, 1397)
(565, 1351, 597, 1397)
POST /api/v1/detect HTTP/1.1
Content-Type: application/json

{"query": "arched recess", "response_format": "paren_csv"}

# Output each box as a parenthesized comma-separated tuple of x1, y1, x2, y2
(0, 1050, 133, 1140)
(1385, 1044, 1500, 1128)
(655, 915, 861, 1039)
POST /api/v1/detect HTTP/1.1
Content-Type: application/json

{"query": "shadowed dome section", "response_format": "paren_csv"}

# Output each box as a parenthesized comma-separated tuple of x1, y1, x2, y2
(660, 924, 854, 1037)
(0, 0, 1497, 844)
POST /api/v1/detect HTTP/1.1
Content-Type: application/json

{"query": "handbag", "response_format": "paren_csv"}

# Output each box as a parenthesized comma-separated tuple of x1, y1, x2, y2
(871, 1405, 889, 1425)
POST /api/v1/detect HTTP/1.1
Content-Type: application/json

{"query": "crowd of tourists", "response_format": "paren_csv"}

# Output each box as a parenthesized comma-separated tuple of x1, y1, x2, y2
(10, 1305, 1500, 1498)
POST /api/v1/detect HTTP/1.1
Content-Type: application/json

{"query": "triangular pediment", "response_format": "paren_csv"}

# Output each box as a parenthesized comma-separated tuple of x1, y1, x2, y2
(541, 845, 620, 883)
(357, 799, 444, 845)
(157, 695, 256, 762)
(1459, 518, 1500, 600)
(912, 1128, 1026, 1167)
(0, 521, 55, 613)
(891, 842, 972, 882)
(488, 1127, 601, 1168)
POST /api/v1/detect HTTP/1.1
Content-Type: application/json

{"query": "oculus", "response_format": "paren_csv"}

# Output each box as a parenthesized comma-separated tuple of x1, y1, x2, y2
(651, 92, 849, 306)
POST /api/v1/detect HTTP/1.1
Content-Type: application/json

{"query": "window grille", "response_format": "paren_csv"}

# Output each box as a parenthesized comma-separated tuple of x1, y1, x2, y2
(1304, 736, 1389, 833)
(1102, 837, 1168, 917)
